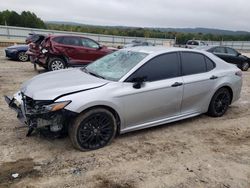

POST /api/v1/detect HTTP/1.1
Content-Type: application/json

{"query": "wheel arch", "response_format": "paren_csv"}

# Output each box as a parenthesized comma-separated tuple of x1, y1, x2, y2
(78, 105, 121, 135)
(17, 50, 29, 60)
(213, 85, 233, 104)
(46, 54, 69, 67)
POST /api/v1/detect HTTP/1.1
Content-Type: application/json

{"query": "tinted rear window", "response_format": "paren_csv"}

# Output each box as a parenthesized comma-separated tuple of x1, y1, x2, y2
(214, 47, 226, 54)
(61, 37, 81, 46)
(52, 37, 63, 43)
(181, 52, 206, 75)
(205, 57, 215, 71)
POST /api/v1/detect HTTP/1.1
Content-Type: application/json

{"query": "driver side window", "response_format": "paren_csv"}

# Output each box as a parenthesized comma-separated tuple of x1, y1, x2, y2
(81, 38, 99, 49)
(126, 53, 180, 82)
(226, 48, 238, 56)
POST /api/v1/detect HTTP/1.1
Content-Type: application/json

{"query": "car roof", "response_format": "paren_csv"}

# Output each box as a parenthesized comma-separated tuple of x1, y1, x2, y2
(122, 46, 212, 56)
(49, 34, 91, 39)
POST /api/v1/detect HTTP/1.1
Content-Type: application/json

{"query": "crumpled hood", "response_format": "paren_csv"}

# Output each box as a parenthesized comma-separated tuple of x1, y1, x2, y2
(21, 68, 109, 100)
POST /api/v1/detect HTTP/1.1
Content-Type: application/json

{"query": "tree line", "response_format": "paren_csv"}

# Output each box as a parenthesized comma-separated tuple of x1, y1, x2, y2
(47, 24, 250, 44)
(1, 10, 250, 44)
(0, 10, 46, 28)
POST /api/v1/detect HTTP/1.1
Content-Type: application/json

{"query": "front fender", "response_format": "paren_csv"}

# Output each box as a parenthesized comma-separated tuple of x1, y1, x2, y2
(56, 91, 125, 129)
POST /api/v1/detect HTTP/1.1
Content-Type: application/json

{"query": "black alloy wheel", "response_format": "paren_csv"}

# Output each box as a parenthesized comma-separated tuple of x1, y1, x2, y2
(208, 88, 231, 117)
(69, 108, 117, 151)
(241, 62, 249, 71)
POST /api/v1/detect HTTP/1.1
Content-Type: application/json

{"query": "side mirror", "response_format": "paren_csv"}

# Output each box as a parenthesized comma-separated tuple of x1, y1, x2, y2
(132, 76, 146, 89)
(237, 52, 241, 56)
(98, 45, 103, 49)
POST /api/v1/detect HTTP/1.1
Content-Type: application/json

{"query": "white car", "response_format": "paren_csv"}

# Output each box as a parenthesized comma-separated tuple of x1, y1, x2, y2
(5, 47, 242, 151)
(186, 40, 207, 49)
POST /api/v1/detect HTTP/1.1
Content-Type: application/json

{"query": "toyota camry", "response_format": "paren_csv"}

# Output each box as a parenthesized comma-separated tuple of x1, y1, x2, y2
(5, 47, 242, 151)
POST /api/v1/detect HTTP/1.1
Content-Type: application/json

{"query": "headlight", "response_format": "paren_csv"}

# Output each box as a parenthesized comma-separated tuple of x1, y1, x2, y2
(41, 48, 48, 54)
(44, 101, 71, 112)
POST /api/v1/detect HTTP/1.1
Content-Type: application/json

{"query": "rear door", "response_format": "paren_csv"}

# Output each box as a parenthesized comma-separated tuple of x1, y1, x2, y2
(53, 36, 84, 65)
(212, 47, 228, 61)
(180, 52, 217, 114)
(225, 47, 242, 65)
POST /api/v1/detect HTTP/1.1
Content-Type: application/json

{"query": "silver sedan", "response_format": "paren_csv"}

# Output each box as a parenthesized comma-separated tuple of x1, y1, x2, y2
(5, 47, 242, 151)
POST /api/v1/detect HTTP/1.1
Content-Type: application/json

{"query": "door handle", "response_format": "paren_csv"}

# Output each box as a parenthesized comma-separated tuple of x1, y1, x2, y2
(210, 75, 218, 80)
(171, 82, 183, 87)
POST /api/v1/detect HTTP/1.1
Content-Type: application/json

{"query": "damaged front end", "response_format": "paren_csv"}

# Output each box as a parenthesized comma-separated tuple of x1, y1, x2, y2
(4, 92, 77, 136)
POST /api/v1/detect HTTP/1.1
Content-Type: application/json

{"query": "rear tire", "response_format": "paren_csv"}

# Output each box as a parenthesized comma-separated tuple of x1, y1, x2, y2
(241, 62, 249, 71)
(207, 88, 231, 117)
(48, 57, 66, 71)
(17, 51, 29, 62)
(69, 108, 117, 151)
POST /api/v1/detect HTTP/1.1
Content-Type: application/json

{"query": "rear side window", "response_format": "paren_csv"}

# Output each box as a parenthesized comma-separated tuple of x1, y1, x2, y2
(52, 36, 63, 44)
(61, 37, 81, 46)
(226, 48, 238, 56)
(205, 57, 215, 71)
(181, 52, 206, 75)
(213, 47, 226, 54)
(127, 53, 180, 82)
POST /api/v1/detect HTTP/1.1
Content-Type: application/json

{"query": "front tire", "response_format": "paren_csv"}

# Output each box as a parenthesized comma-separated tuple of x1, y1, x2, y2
(241, 62, 249, 71)
(207, 88, 231, 117)
(69, 108, 117, 151)
(48, 57, 66, 71)
(17, 51, 29, 62)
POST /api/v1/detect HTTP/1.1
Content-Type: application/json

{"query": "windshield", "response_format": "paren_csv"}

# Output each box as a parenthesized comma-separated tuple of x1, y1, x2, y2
(85, 50, 148, 81)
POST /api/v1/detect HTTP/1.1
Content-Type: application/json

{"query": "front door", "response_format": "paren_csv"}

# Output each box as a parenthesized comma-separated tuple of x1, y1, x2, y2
(118, 52, 183, 130)
(78, 38, 105, 63)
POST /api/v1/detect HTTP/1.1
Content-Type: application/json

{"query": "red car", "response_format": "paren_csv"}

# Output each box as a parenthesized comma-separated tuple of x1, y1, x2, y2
(26, 35, 115, 71)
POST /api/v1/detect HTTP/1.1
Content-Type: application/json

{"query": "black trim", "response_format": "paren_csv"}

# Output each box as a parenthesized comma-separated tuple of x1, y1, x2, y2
(53, 84, 107, 101)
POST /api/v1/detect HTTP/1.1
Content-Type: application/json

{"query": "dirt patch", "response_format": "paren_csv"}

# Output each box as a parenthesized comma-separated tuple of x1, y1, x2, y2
(0, 158, 41, 187)
(94, 175, 136, 188)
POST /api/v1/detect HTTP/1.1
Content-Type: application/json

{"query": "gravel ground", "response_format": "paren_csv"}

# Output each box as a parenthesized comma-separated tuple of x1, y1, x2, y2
(0, 48, 250, 188)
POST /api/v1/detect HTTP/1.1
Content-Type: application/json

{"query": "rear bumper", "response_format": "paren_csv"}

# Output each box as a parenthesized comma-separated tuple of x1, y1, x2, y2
(27, 50, 47, 67)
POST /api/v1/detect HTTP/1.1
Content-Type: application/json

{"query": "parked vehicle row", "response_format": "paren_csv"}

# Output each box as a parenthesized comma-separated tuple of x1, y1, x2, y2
(196, 45, 250, 71)
(26, 34, 116, 71)
(122, 40, 155, 48)
(5, 47, 242, 151)
(4, 36, 250, 72)
(5, 45, 29, 62)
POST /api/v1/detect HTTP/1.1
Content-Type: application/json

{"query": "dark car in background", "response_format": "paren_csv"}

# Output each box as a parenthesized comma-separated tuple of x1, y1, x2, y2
(27, 35, 116, 71)
(197, 46, 250, 71)
(122, 40, 155, 48)
(5, 45, 29, 62)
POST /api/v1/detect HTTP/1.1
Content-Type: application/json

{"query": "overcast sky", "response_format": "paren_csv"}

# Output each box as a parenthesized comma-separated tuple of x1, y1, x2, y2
(1, 0, 250, 31)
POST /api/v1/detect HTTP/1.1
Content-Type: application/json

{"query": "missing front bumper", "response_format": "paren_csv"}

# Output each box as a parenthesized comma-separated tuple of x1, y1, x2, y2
(4, 95, 78, 136)
(4, 95, 26, 124)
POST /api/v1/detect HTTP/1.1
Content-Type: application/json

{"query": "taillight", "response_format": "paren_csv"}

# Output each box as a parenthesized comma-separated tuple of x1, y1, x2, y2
(235, 71, 242, 77)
